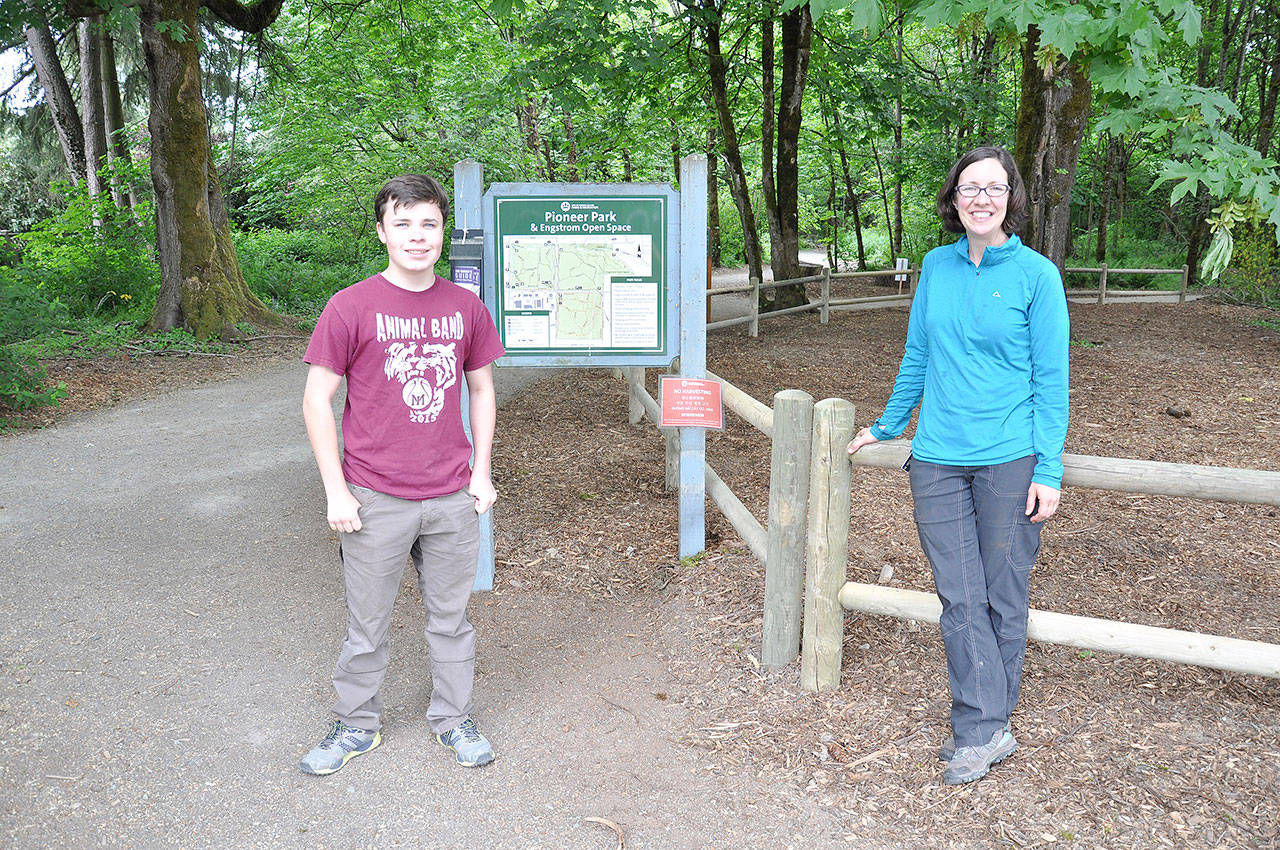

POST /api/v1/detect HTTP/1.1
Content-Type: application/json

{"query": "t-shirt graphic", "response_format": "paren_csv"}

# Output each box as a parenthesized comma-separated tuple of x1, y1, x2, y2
(383, 340, 458, 423)
(304, 273, 505, 500)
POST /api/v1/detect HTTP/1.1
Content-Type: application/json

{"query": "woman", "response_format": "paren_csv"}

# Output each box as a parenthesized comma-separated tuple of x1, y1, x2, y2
(847, 146, 1069, 785)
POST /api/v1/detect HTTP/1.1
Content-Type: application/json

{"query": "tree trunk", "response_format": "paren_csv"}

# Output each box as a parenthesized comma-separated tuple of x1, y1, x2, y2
(891, 9, 903, 259)
(770, 3, 812, 309)
(707, 123, 721, 266)
(1256, 49, 1280, 157)
(1094, 133, 1114, 263)
(972, 31, 999, 143)
(560, 112, 581, 180)
(79, 18, 109, 200)
(830, 106, 866, 269)
(517, 100, 546, 180)
(1014, 26, 1092, 270)
(227, 33, 247, 171)
(761, 16, 782, 296)
(870, 134, 892, 258)
(1113, 138, 1131, 250)
(141, 0, 272, 338)
(1186, 1, 1230, 285)
(24, 2, 86, 184)
(542, 138, 556, 181)
(702, 0, 763, 286)
(100, 27, 136, 209)
(669, 116, 680, 186)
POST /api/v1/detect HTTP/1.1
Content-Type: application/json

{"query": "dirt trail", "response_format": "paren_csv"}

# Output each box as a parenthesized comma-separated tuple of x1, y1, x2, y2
(0, 363, 866, 849)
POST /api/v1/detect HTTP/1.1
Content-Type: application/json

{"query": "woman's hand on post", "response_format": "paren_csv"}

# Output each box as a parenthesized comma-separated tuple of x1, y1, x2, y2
(1026, 482, 1060, 523)
(847, 426, 880, 455)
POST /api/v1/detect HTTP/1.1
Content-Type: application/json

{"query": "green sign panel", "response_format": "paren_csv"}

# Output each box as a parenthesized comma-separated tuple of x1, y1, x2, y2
(493, 195, 668, 357)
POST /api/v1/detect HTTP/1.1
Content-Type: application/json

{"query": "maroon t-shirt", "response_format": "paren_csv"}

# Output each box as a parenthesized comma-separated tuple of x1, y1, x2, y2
(304, 273, 505, 500)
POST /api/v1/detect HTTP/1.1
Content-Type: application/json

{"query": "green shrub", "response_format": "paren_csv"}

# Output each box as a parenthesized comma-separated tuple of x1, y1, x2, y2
(1221, 223, 1280, 308)
(714, 190, 746, 267)
(0, 272, 91, 413)
(0, 267, 71, 345)
(234, 227, 382, 316)
(0, 347, 66, 412)
(19, 177, 159, 317)
(833, 226, 889, 270)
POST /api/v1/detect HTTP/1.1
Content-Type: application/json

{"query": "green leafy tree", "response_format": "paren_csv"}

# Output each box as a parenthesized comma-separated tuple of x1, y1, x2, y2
(803, 0, 1280, 271)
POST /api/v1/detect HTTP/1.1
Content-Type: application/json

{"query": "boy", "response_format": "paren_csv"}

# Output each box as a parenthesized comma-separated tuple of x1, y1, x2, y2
(298, 174, 505, 775)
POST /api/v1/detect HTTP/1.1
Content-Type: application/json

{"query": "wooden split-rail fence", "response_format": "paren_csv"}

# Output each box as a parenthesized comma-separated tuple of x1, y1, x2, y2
(708, 263, 1195, 337)
(619, 372, 1280, 690)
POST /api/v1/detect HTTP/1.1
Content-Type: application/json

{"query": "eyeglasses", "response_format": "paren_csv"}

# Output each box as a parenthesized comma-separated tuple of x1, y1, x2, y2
(955, 183, 1010, 199)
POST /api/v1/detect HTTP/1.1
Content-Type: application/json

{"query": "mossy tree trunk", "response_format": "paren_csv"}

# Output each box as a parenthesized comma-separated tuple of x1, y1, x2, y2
(1014, 25, 1092, 271)
(140, 0, 282, 339)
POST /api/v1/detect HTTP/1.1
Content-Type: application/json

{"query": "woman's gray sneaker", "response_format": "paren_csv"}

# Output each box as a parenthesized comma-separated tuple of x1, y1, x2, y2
(299, 720, 381, 775)
(942, 728, 1017, 785)
(938, 720, 1011, 762)
(436, 717, 495, 767)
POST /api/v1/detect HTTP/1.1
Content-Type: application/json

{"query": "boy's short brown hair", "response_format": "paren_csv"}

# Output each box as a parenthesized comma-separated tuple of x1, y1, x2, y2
(374, 175, 450, 225)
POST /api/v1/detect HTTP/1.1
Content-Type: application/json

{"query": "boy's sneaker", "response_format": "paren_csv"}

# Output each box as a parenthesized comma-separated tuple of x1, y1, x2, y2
(435, 717, 494, 767)
(938, 720, 1011, 762)
(942, 728, 1018, 785)
(299, 720, 381, 775)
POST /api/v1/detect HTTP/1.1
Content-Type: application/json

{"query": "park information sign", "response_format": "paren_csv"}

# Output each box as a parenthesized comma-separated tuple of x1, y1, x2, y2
(484, 185, 680, 367)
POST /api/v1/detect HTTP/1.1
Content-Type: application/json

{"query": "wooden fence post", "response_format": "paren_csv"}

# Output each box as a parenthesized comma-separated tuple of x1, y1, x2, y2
(749, 274, 760, 338)
(1179, 264, 1189, 304)
(820, 267, 831, 325)
(1098, 263, 1108, 305)
(801, 397, 855, 691)
(762, 389, 814, 667)
(625, 367, 645, 425)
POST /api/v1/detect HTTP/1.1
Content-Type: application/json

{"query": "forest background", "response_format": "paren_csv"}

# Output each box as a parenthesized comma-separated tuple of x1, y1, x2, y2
(1, 0, 1279, 418)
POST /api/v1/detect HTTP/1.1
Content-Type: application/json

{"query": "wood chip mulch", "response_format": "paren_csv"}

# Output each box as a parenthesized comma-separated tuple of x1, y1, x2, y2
(13, 297, 1278, 848)
(494, 297, 1280, 850)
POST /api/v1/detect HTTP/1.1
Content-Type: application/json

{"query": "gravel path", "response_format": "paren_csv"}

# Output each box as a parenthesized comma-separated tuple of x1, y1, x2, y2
(0, 364, 857, 849)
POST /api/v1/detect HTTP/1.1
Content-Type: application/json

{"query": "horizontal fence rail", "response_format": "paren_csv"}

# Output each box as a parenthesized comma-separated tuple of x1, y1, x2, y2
(620, 369, 813, 667)
(705, 464, 767, 563)
(804, 433, 1280, 691)
(838, 583, 1280, 679)
(848, 441, 1280, 507)
(706, 369, 774, 437)
(708, 263, 1194, 336)
(1064, 263, 1190, 304)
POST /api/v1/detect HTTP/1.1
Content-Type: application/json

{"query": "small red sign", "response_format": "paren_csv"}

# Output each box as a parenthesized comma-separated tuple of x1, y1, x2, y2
(659, 376, 724, 429)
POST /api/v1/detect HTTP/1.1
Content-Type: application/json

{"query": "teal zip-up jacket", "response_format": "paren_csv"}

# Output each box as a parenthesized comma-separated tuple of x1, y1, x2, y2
(869, 234, 1070, 487)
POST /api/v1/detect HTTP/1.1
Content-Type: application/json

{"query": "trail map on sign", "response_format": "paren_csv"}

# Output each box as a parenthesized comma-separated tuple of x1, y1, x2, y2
(501, 234, 655, 348)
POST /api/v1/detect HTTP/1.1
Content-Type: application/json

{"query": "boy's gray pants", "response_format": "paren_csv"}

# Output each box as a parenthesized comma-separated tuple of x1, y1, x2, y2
(908, 455, 1043, 749)
(332, 485, 479, 735)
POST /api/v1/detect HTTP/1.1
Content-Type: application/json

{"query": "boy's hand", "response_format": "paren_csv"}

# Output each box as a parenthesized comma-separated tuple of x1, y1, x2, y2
(468, 475, 498, 515)
(327, 488, 363, 533)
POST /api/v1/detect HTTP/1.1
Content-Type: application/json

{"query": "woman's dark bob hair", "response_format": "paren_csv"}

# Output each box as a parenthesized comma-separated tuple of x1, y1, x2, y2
(936, 145, 1028, 236)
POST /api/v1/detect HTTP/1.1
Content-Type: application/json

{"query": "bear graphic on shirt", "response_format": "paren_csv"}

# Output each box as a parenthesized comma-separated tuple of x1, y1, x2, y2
(383, 341, 458, 424)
